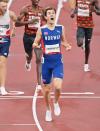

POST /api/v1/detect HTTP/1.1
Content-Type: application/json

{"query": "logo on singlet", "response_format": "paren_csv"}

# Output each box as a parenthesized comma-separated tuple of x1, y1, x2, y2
(0, 25, 10, 36)
(28, 15, 41, 28)
(77, 1, 90, 17)
(44, 35, 60, 41)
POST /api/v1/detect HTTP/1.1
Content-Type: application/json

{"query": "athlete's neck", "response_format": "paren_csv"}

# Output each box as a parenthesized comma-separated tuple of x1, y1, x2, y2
(0, 9, 3, 16)
(0, 11, 4, 16)
(32, 4, 38, 10)
(47, 22, 55, 30)
(0, 9, 7, 16)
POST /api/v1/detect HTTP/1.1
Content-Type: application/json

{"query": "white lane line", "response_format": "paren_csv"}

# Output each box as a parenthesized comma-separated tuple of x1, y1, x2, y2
(0, 91, 95, 98)
(32, 88, 43, 131)
(7, 91, 24, 95)
(0, 91, 24, 96)
(0, 123, 36, 126)
(51, 92, 94, 95)
(1, 95, 100, 100)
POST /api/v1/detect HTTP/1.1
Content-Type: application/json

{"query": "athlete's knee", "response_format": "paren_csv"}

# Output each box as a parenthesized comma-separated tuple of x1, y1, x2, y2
(85, 38, 91, 45)
(77, 38, 84, 47)
(43, 84, 51, 94)
(34, 48, 42, 64)
(53, 78, 62, 90)
(85, 39, 91, 50)
(0, 60, 6, 68)
(36, 57, 41, 64)
(25, 53, 32, 59)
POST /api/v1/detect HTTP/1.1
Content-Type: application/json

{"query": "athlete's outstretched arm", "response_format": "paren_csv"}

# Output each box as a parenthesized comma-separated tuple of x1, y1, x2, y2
(94, 0, 100, 15)
(33, 28, 42, 48)
(68, 0, 76, 9)
(10, 11, 17, 22)
(15, 7, 31, 27)
(15, 7, 39, 27)
(15, 7, 27, 27)
(61, 26, 71, 50)
(9, 11, 17, 37)
(69, 0, 77, 18)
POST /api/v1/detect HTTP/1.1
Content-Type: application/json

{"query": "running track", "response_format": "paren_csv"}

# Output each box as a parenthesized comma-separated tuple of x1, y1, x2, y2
(0, 0, 100, 131)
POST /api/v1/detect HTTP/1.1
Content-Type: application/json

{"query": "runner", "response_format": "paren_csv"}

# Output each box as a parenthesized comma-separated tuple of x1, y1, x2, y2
(0, 0, 17, 95)
(71, 0, 100, 71)
(33, 7, 71, 121)
(15, 0, 45, 88)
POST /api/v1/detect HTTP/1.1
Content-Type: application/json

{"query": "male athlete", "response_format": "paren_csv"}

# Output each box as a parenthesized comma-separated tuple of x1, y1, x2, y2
(71, 0, 100, 71)
(0, 0, 17, 95)
(33, 7, 71, 121)
(15, 0, 45, 88)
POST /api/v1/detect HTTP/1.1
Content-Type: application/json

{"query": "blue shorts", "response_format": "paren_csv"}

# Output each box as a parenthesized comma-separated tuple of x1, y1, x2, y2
(42, 55, 64, 84)
(0, 37, 10, 57)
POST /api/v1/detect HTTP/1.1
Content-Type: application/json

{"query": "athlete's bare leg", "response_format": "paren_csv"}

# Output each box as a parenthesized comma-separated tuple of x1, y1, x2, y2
(53, 78, 63, 103)
(0, 56, 8, 95)
(34, 48, 42, 85)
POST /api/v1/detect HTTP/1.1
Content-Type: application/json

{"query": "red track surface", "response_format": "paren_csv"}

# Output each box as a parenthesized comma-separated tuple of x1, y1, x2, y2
(0, 0, 100, 131)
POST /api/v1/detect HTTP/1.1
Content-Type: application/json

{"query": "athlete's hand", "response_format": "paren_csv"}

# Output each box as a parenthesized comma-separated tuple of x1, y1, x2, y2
(28, 18, 39, 24)
(70, 9, 77, 18)
(33, 42, 40, 48)
(70, 12, 75, 18)
(65, 43, 72, 51)
(91, 6, 100, 15)
(10, 29, 16, 37)
(70, 9, 75, 18)
(62, 42, 72, 51)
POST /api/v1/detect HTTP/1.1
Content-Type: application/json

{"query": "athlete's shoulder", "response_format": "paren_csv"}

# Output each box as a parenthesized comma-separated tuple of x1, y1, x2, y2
(41, 25, 48, 29)
(21, 5, 31, 12)
(19, 5, 32, 15)
(55, 24, 64, 29)
(9, 10, 15, 16)
(22, 5, 31, 9)
(38, 6, 44, 10)
(90, 0, 97, 5)
(56, 24, 63, 27)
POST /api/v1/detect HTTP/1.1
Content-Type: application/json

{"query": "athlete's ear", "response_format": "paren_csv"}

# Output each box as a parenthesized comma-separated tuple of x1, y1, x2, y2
(44, 16, 47, 21)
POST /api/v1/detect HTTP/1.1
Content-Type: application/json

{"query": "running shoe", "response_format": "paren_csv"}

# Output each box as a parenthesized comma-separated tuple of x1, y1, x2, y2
(84, 64, 90, 72)
(0, 87, 8, 95)
(25, 61, 31, 71)
(45, 110, 52, 122)
(54, 102, 61, 116)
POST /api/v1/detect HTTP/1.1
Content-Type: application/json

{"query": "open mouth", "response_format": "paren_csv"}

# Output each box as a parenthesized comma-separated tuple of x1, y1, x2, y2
(50, 18, 54, 20)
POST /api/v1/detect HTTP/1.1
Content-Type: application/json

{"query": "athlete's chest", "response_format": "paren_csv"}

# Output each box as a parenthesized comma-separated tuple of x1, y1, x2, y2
(77, 0, 93, 16)
(77, 0, 91, 8)
(25, 7, 43, 28)
(42, 28, 62, 42)
(25, 6, 42, 19)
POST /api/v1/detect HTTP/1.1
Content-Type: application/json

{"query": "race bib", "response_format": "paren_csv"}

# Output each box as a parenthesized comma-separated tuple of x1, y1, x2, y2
(0, 25, 10, 36)
(45, 44, 60, 54)
(78, 8, 89, 17)
(28, 16, 41, 28)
